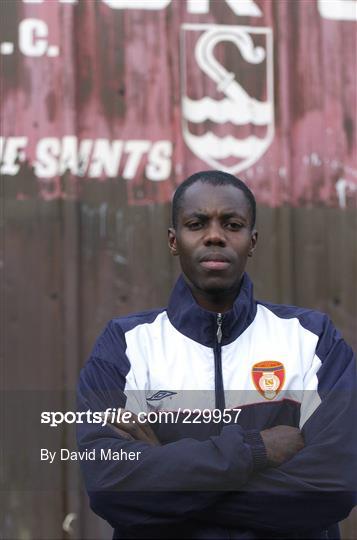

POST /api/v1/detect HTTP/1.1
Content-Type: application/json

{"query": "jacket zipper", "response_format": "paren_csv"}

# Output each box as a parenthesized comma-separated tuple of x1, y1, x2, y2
(215, 319, 231, 540)
(214, 313, 226, 411)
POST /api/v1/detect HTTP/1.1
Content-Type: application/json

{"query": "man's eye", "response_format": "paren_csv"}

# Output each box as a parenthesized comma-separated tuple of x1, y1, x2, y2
(187, 222, 202, 230)
(226, 222, 243, 230)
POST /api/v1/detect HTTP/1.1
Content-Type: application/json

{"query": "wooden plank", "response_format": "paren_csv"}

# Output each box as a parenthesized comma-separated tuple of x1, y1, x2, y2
(3, 199, 65, 539)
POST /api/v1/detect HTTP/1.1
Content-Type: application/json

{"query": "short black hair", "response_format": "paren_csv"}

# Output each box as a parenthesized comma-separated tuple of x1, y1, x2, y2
(171, 170, 256, 229)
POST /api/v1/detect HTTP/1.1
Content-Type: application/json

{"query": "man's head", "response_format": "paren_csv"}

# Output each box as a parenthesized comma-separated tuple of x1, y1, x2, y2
(171, 170, 256, 230)
(168, 171, 258, 312)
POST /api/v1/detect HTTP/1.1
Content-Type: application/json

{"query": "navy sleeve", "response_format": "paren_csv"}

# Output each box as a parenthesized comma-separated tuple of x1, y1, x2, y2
(196, 319, 357, 534)
(76, 321, 267, 532)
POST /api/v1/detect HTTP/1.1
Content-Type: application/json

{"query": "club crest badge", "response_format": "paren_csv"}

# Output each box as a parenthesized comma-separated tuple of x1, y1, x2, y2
(180, 24, 274, 174)
(252, 361, 285, 400)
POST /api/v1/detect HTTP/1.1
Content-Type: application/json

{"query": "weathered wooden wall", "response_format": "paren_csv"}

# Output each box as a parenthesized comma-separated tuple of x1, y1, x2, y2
(1, 0, 356, 538)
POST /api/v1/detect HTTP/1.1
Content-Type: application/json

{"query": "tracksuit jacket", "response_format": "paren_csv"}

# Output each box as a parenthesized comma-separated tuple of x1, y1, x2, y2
(77, 273, 356, 539)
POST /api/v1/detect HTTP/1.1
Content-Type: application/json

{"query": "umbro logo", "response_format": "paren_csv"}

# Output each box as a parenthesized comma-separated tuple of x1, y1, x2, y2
(146, 390, 177, 401)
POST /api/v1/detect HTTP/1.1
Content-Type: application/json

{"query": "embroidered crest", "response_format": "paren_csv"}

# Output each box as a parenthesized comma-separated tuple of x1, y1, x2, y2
(252, 361, 285, 400)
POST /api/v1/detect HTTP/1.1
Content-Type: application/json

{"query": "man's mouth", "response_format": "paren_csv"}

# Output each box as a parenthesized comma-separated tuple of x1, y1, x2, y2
(199, 254, 231, 271)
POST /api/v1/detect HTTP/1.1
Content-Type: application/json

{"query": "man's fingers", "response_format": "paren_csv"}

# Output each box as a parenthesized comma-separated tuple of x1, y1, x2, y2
(116, 421, 159, 446)
(106, 413, 146, 439)
(135, 423, 161, 445)
(101, 409, 160, 446)
(133, 415, 161, 444)
(107, 424, 136, 441)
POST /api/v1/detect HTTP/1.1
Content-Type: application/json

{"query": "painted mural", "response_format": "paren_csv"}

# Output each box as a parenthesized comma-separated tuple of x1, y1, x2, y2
(1, 0, 356, 206)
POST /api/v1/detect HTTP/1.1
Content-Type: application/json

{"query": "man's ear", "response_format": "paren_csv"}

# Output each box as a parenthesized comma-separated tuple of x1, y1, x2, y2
(168, 228, 179, 256)
(248, 230, 258, 258)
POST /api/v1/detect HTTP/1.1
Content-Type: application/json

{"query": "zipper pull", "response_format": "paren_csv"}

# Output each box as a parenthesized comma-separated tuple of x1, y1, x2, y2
(216, 313, 223, 344)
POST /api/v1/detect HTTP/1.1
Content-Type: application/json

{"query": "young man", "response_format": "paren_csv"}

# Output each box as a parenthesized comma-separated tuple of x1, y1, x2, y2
(77, 171, 356, 539)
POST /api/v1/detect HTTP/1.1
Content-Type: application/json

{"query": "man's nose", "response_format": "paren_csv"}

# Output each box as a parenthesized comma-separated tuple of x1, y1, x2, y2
(203, 221, 226, 246)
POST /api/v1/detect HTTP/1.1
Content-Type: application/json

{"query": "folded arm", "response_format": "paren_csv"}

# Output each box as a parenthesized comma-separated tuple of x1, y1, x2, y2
(76, 322, 267, 531)
(197, 319, 357, 534)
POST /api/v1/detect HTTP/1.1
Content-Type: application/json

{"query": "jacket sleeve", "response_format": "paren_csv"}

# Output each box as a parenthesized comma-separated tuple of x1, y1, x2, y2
(76, 320, 268, 531)
(196, 318, 357, 534)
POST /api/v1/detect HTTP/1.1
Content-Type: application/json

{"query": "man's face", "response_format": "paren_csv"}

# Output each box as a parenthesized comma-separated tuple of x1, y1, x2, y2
(168, 182, 257, 297)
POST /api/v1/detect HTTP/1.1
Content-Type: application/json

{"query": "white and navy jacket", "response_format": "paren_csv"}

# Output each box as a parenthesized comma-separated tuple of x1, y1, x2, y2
(77, 273, 356, 539)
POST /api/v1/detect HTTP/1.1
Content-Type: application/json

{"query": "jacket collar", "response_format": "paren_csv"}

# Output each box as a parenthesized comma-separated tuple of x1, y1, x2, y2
(167, 273, 256, 347)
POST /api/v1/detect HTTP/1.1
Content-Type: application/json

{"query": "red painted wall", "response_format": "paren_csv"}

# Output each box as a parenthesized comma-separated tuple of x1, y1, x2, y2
(1, 0, 356, 205)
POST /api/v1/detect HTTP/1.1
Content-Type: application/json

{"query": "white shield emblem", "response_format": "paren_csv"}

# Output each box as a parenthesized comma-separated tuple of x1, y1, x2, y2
(180, 24, 274, 174)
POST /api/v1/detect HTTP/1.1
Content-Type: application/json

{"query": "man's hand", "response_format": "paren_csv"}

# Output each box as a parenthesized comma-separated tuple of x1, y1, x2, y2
(105, 409, 161, 447)
(260, 425, 304, 467)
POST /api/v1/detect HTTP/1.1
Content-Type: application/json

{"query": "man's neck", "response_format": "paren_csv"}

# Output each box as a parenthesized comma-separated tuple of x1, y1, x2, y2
(187, 281, 242, 313)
